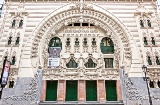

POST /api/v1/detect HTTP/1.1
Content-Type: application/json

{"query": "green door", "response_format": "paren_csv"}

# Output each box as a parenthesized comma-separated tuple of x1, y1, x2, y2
(86, 80, 97, 101)
(105, 80, 117, 101)
(46, 81, 58, 101)
(65, 80, 78, 101)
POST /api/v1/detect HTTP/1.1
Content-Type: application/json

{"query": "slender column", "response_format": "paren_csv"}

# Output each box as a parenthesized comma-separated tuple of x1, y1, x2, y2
(116, 80, 122, 101)
(97, 80, 106, 103)
(78, 80, 85, 103)
(40, 80, 47, 101)
(57, 80, 66, 103)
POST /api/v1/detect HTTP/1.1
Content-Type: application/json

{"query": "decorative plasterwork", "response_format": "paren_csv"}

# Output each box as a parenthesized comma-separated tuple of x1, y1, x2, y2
(10, 2, 28, 17)
(30, 3, 132, 70)
(148, 68, 160, 81)
(135, 2, 153, 17)
(43, 68, 119, 80)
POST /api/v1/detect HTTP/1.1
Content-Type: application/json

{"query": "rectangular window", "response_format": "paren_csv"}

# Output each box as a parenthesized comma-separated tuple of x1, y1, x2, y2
(104, 58, 113, 68)
(65, 80, 78, 101)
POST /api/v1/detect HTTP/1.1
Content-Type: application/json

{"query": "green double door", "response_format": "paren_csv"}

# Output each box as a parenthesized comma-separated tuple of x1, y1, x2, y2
(86, 80, 97, 101)
(46, 81, 58, 101)
(65, 80, 78, 101)
(105, 80, 117, 101)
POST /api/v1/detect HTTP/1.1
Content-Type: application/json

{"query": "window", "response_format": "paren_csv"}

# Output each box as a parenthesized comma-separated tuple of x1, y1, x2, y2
(83, 38, 87, 46)
(147, 20, 151, 27)
(85, 58, 97, 68)
(143, 37, 148, 45)
(11, 56, 16, 65)
(147, 56, 152, 65)
(92, 38, 96, 46)
(104, 58, 113, 68)
(151, 37, 155, 45)
(140, 19, 144, 27)
(48, 37, 62, 48)
(75, 38, 79, 46)
(156, 56, 160, 65)
(15, 36, 20, 45)
(0, 1, 4, 17)
(11, 19, 16, 27)
(149, 81, 154, 88)
(8, 36, 12, 45)
(66, 38, 70, 46)
(82, 23, 88, 26)
(66, 58, 78, 68)
(9, 81, 14, 88)
(100, 37, 114, 54)
(19, 19, 23, 27)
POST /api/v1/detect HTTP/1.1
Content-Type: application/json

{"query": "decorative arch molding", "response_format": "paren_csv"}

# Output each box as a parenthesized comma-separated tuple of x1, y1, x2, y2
(30, 3, 134, 69)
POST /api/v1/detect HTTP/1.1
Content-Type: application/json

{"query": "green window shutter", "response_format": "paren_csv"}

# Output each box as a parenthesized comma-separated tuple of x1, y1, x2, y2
(65, 80, 78, 101)
(86, 80, 97, 101)
(105, 80, 117, 101)
(46, 81, 58, 101)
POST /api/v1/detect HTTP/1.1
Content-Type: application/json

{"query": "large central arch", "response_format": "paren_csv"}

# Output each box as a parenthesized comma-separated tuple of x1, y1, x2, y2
(29, 3, 141, 75)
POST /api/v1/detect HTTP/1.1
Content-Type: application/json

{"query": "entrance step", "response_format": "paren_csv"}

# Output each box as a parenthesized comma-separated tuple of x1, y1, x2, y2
(39, 101, 124, 105)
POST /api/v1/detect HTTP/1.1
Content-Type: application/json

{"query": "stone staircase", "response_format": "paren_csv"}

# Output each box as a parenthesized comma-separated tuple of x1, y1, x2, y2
(39, 101, 124, 105)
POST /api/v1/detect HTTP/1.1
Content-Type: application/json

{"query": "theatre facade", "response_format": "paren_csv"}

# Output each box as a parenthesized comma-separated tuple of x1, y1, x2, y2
(0, 0, 160, 105)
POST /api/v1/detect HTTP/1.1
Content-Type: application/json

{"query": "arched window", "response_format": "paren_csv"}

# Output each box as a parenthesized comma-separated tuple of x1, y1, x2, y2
(92, 38, 96, 46)
(75, 38, 79, 46)
(156, 56, 160, 65)
(143, 37, 148, 45)
(100, 37, 114, 54)
(11, 56, 16, 65)
(66, 38, 70, 46)
(149, 80, 154, 88)
(15, 36, 20, 45)
(85, 58, 97, 68)
(12, 19, 16, 27)
(147, 19, 151, 27)
(140, 19, 144, 27)
(66, 58, 78, 68)
(19, 19, 23, 27)
(48, 37, 62, 48)
(147, 56, 152, 65)
(151, 37, 155, 45)
(8, 36, 12, 45)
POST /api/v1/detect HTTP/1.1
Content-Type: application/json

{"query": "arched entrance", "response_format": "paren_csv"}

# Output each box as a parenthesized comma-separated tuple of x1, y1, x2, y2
(29, 2, 139, 104)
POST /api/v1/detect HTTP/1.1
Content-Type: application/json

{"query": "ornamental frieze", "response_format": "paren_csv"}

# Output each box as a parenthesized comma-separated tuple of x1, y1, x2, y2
(43, 68, 119, 80)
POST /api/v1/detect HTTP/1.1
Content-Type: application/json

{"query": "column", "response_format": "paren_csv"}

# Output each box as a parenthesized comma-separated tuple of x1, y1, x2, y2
(98, 80, 106, 103)
(57, 80, 66, 103)
(78, 80, 85, 103)
(116, 80, 122, 101)
(40, 80, 47, 101)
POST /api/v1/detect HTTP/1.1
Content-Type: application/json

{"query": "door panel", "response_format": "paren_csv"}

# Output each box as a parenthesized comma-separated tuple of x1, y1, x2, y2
(105, 80, 117, 101)
(86, 80, 97, 101)
(46, 81, 58, 101)
(65, 80, 78, 101)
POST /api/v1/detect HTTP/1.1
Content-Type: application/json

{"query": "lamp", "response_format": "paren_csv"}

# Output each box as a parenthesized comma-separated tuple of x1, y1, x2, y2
(142, 65, 152, 105)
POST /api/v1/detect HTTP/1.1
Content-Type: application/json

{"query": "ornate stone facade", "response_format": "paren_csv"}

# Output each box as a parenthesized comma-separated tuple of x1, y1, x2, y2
(0, 0, 160, 105)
